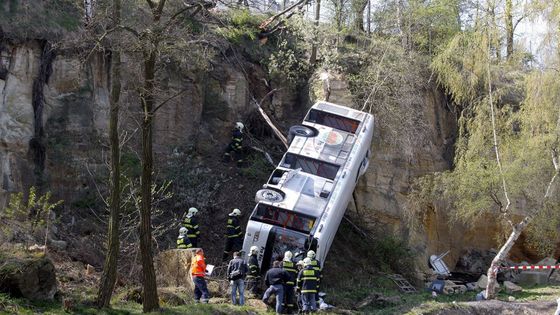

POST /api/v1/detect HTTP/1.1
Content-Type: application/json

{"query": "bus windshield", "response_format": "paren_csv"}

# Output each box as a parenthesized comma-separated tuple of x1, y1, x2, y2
(252, 204, 316, 233)
(282, 153, 340, 180)
(265, 227, 308, 269)
(306, 109, 360, 134)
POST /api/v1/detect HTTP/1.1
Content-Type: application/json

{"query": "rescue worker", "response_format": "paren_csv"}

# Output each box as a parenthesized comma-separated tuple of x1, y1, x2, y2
(176, 227, 192, 249)
(306, 250, 322, 274)
(282, 251, 297, 313)
(263, 260, 290, 315)
(191, 248, 210, 303)
(223, 122, 245, 167)
(227, 251, 248, 306)
(295, 260, 305, 312)
(307, 250, 322, 305)
(246, 245, 261, 296)
(223, 208, 243, 262)
(296, 258, 320, 313)
(182, 207, 200, 247)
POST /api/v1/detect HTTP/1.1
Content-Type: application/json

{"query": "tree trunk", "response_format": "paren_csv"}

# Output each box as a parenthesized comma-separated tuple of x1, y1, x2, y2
(309, 0, 321, 65)
(485, 218, 530, 299)
(139, 47, 159, 313)
(397, 0, 406, 49)
(352, 0, 368, 32)
(489, 3, 501, 60)
(335, 0, 343, 32)
(366, 0, 371, 34)
(96, 0, 122, 308)
(505, 0, 513, 59)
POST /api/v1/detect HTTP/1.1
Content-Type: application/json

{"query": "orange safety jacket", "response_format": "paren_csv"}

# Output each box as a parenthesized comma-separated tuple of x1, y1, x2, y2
(191, 253, 206, 277)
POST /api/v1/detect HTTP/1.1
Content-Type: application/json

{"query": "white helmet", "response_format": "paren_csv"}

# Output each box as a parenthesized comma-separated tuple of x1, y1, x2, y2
(235, 122, 244, 131)
(250, 246, 259, 255)
(230, 208, 241, 216)
(307, 250, 316, 259)
(303, 257, 312, 266)
(284, 251, 293, 261)
(179, 227, 188, 237)
(188, 207, 198, 216)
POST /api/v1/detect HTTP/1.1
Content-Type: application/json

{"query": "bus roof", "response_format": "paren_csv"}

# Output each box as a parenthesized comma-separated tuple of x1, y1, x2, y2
(287, 125, 356, 166)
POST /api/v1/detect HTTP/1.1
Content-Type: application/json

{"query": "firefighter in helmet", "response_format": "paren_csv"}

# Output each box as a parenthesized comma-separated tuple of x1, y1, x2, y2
(223, 208, 243, 261)
(176, 227, 193, 249)
(183, 207, 200, 247)
(223, 122, 245, 167)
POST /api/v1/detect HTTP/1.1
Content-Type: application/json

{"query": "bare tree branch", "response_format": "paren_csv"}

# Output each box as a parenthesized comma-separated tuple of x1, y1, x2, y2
(487, 46, 511, 215)
(251, 89, 289, 149)
(259, 0, 308, 30)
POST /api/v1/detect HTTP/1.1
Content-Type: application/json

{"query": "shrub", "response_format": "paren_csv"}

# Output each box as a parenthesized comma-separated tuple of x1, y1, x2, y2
(1, 187, 63, 251)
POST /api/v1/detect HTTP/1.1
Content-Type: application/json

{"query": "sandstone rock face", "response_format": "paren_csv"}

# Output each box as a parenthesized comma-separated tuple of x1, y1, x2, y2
(155, 249, 196, 289)
(0, 255, 57, 300)
(0, 39, 260, 213)
(0, 42, 40, 208)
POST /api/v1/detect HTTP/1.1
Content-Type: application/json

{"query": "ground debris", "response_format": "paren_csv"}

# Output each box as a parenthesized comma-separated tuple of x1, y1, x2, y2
(355, 291, 401, 309)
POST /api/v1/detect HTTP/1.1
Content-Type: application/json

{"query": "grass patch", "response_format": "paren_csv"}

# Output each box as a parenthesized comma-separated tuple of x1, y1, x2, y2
(0, 294, 267, 315)
(239, 154, 274, 180)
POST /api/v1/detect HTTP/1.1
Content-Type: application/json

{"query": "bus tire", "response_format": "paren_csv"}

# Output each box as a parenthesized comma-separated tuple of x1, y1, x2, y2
(255, 188, 284, 203)
(288, 125, 316, 144)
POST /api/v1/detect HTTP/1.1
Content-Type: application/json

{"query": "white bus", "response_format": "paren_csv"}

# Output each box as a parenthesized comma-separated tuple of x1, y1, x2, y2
(242, 101, 375, 270)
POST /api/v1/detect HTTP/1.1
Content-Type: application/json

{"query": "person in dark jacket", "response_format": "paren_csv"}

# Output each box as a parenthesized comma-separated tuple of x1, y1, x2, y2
(297, 258, 320, 313)
(227, 251, 248, 306)
(246, 246, 261, 295)
(223, 208, 243, 261)
(182, 207, 200, 247)
(176, 227, 192, 249)
(223, 122, 245, 167)
(263, 261, 290, 314)
(282, 251, 297, 313)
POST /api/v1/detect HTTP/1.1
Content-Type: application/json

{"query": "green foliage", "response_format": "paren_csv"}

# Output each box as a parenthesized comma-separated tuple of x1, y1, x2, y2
(407, 0, 462, 55)
(412, 29, 560, 250)
(266, 38, 310, 84)
(325, 37, 431, 156)
(3, 187, 63, 231)
(216, 9, 262, 44)
(1, 187, 63, 247)
(431, 31, 490, 104)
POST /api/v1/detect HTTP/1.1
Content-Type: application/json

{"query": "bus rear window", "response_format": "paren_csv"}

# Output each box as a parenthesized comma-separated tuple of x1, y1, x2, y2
(252, 204, 315, 233)
(306, 109, 360, 134)
(283, 153, 340, 180)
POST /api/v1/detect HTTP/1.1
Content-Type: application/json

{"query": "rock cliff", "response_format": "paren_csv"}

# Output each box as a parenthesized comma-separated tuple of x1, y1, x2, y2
(0, 38, 534, 275)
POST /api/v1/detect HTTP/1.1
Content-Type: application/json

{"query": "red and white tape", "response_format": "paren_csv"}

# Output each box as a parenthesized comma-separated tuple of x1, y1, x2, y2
(500, 265, 560, 270)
